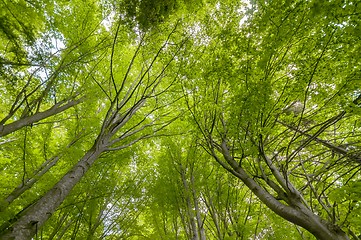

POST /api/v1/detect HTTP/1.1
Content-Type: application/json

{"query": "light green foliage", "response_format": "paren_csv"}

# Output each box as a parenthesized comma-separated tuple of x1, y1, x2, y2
(0, 0, 361, 239)
(0, 0, 45, 63)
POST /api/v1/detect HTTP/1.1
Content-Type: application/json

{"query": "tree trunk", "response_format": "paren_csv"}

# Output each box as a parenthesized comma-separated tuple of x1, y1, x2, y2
(191, 173, 206, 240)
(0, 142, 104, 240)
(179, 164, 199, 240)
(216, 141, 350, 240)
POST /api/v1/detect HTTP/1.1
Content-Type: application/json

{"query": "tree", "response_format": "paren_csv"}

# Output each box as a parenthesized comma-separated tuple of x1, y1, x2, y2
(1, 0, 361, 239)
(0, 0, 187, 237)
(181, 0, 361, 239)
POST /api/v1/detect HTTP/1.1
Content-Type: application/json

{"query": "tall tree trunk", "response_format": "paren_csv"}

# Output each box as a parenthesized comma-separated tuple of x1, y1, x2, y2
(215, 140, 350, 240)
(0, 141, 105, 240)
(190, 172, 206, 240)
(179, 164, 199, 240)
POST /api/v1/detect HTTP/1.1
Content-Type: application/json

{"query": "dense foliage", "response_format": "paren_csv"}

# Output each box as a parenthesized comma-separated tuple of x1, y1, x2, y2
(0, 0, 360, 239)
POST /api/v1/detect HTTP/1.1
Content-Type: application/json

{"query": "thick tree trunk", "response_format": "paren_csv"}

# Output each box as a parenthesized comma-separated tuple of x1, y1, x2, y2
(235, 166, 348, 240)
(0, 142, 104, 240)
(216, 141, 350, 240)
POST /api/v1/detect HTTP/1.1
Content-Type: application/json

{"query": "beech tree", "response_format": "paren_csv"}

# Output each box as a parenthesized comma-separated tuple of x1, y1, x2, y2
(181, 0, 361, 239)
(1, 0, 361, 239)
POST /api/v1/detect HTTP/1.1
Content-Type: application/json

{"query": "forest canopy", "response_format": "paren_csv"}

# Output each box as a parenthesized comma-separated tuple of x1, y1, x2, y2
(0, 0, 361, 239)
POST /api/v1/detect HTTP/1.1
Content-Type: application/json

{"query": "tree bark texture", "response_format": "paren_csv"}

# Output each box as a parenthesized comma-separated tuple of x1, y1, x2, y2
(179, 164, 199, 240)
(0, 98, 82, 137)
(217, 140, 350, 240)
(0, 142, 104, 240)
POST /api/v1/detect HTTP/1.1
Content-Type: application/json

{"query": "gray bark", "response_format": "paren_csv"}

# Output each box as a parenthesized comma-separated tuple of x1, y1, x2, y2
(0, 141, 104, 240)
(0, 25, 179, 239)
(212, 139, 350, 240)
(0, 97, 83, 137)
(191, 173, 206, 240)
(179, 164, 199, 240)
